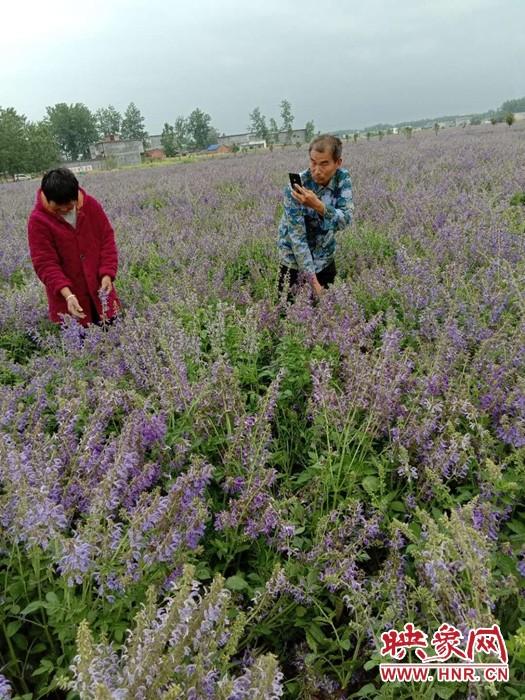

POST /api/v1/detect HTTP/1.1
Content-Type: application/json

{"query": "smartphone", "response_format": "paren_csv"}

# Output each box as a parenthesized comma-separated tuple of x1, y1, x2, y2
(289, 173, 302, 190)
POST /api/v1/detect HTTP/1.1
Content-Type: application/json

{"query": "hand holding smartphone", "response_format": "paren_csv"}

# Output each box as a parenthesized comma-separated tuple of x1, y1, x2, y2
(289, 173, 302, 191)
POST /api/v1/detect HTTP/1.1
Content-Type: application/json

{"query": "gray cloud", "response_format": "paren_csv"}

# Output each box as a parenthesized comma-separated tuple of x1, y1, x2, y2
(1, 0, 524, 134)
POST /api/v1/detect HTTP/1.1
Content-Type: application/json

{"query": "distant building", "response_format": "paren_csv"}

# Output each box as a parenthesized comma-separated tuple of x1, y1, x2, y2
(206, 144, 231, 154)
(514, 112, 525, 121)
(217, 128, 306, 147)
(144, 148, 166, 160)
(239, 140, 267, 151)
(89, 136, 144, 167)
(146, 134, 163, 149)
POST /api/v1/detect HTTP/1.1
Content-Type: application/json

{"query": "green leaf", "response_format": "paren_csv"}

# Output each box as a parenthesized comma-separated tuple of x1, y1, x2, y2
(507, 519, 525, 535)
(45, 591, 59, 605)
(362, 476, 380, 494)
(305, 631, 318, 652)
(225, 575, 248, 591)
(6, 620, 22, 637)
(308, 623, 327, 644)
(435, 686, 457, 699)
(340, 638, 351, 650)
(389, 500, 406, 513)
(21, 600, 46, 615)
(353, 683, 377, 697)
(32, 659, 54, 677)
(364, 657, 379, 670)
(13, 633, 28, 650)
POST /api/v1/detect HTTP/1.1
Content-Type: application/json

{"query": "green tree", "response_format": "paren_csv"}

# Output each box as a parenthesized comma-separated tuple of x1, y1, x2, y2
(366, 131, 371, 141)
(160, 123, 176, 157)
(121, 102, 147, 141)
(280, 99, 294, 143)
(173, 116, 188, 150)
(434, 122, 439, 135)
(268, 117, 279, 144)
(248, 107, 269, 141)
(208, 127, 220, 145)
(46, 102, 99, 160)
(304, 120, 315, 142)
(353, 133, 358, 143)
(0, 107, 28, 176)
(25, 120, 60, 172)
(505, 112, 515, 127)
(500, 96, 525, 114)
(378, 130, 384, 141)
(187, 108, 213, 150)
(404, 126, 413, 139)
(95, 105, 122, 138)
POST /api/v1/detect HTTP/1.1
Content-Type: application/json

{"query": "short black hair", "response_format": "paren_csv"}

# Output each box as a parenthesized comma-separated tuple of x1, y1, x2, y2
(309, 134, 343, 161)
(41, 168, 79, 205)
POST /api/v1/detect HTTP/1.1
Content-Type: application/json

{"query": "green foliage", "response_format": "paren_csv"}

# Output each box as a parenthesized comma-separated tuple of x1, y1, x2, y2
(121, 101, 147, 141)
(305, 120, 315, 142)
(161, 122, 177, 157)
(0, 108, 58, 176)
(0, 329, 40, 364)
(46, 102, 99, 160)
(280, 99, 294, 143)
(269, 117, 280, 144)
(249, 107, 269, 142)
(510, 192, 525, 207)
(0, 107, 28, 176)
(187, 108, 214, 150)
(25, 120, 60, 172)
(223, 238, 276, 300)
(95, 104, 122, 138)
(500, 96, 525, 114)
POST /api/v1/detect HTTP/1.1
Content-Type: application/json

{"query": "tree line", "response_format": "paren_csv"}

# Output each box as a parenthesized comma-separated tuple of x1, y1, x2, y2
(0, 102, 149, 177)
(0, 101, 226, 177)
(1, 97, 315, 177)
(247, 99, 315, 146)
(160, 99, 316, 156)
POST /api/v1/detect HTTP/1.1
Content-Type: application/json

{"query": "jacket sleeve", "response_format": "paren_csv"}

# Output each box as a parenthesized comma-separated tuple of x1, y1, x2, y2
(282, 185, 316, 275)
(27, 218, 72, 295)
(321, 170, 354, 232)
(94, 201, 118, 280)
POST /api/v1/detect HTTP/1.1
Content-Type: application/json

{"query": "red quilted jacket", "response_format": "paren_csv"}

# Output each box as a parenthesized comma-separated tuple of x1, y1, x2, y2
(28, 187, 120, 325)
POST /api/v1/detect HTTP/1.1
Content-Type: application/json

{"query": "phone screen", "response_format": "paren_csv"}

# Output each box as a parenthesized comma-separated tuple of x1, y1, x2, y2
(289, 173, 302, 190)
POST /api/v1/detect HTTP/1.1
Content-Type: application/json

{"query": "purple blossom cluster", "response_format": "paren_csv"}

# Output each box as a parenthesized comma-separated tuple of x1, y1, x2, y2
(1, 122, 525, 695)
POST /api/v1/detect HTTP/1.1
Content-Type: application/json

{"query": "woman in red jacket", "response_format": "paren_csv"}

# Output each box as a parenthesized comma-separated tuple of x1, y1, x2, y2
(28, 168, 120, 326)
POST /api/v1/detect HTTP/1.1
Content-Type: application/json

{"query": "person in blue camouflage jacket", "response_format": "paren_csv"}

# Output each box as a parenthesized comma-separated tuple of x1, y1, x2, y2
(277, 134, 354, 298)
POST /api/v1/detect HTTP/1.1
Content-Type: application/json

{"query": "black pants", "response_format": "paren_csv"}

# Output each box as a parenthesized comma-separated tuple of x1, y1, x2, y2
(278, 260, 336, 297)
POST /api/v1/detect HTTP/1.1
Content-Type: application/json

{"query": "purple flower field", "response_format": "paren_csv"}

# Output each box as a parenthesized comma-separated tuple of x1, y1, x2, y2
(0, 123, 524, 699)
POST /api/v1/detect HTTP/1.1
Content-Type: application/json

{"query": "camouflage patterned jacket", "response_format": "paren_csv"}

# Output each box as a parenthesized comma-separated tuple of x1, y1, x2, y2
(277, 167, 354, 275)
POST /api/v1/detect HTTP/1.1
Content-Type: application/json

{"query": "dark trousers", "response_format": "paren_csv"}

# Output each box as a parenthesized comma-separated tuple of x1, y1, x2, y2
(278, 260, 336, 298)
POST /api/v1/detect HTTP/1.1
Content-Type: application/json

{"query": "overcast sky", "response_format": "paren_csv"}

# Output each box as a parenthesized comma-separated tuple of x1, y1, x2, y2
(2, 0, 524, 134)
